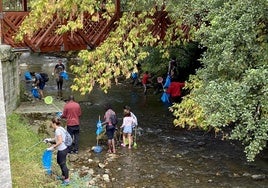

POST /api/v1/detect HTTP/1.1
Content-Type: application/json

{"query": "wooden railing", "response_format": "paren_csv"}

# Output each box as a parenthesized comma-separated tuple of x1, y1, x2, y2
(1, 10, 189, 52)
(1, 11, 120, 52)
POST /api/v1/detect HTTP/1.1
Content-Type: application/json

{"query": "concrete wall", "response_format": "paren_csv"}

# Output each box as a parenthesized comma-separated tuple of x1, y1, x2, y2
(0, 44, 20, 188)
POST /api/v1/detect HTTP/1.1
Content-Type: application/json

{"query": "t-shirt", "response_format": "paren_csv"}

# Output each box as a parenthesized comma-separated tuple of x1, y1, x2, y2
(142, 73, 149, 84)
(104, 109, 115, 126)
(131, 112, 138, 127)
(166, 82, 185, 97)
(55, 127, 67, 151)
(61, 100, 81, 126)
(35, 73, 42, 82)
(122, 116, 135, 127)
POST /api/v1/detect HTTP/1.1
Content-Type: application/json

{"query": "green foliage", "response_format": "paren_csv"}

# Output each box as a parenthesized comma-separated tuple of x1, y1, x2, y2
(173, 0, 268, 161)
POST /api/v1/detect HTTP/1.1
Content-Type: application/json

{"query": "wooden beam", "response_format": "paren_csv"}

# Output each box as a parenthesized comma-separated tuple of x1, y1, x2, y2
(35, 18, 59, 48)
(22, 0, 27, 11)
(115, 0, 120, 15)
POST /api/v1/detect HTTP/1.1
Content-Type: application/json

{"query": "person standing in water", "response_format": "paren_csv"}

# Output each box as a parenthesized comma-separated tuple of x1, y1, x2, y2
(123, 105, 138, 146)
(102, 103, 117, 153)
(30, 72, 46, 99)
(53, 59, 65, 99)
(142, 71, 150, 95)
(61, 95, 81, 154)
(120, 110, 135, 149)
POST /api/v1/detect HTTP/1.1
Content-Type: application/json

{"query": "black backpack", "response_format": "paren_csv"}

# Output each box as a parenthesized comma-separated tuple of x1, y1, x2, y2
(110, 113, 118, 125)
(40, 73, 49, 82)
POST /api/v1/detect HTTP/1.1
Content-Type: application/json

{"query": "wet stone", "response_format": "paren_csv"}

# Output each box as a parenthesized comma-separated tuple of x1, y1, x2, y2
(251, 174, 266, 180)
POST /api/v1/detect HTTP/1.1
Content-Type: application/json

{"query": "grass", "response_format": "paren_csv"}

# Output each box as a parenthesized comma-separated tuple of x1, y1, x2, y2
(7, 113, 95, 188)
(7, 113, 60, 188)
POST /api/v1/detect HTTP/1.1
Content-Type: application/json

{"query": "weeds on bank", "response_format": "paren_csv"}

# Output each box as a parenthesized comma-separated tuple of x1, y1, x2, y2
(7, 113, 94, 188)
(7, 113, 55, 187)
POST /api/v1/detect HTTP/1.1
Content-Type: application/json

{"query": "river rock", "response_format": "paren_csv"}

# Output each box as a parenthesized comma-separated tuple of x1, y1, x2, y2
(98, 163, 106, 168)
(69, 154, 79, 162)
(103, 174, 110, 182)
(251, 174, 266, 180)
(88, 168, 94, 175)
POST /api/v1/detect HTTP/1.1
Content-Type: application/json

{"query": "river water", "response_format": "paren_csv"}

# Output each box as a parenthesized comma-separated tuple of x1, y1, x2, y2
(19, 53, 268, 188)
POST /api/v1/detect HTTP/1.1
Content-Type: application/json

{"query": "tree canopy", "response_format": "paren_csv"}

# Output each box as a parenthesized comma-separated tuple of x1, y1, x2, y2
(16, 0, 268, 161)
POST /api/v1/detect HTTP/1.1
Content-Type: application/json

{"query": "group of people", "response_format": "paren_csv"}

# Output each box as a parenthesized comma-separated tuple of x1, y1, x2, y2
(44, 96, 138, 186)
(39, 57, 184, 186)
(132, 57, 185, 102)
(29, 59, 66, 100)
(101, 104, 138, 153)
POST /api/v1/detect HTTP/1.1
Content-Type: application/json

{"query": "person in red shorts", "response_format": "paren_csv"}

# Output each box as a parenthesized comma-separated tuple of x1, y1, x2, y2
(142, 71, 150, 95)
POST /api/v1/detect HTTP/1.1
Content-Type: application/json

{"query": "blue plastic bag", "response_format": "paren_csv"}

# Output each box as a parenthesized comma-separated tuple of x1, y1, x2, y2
(161, 92, 170, 103)
(31, 88, 39, 98)
(131, 72, 138, 79)
(163, 75, 171, 88)
(24, 71, 32, 80)
(96, 119, 103, 135)
(93, 145, 102, 153)
(42, 150, 53, 175)
(60, 71, 69, 80)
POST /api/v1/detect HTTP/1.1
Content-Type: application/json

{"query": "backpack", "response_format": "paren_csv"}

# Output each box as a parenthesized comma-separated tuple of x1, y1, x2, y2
(110, 113, 118, 125)
(59, 127, 73, 146)
(40, 73, 49, 82)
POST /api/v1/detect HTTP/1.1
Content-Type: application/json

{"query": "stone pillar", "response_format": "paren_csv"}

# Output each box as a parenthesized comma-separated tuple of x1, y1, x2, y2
(0, 44, 12, 188)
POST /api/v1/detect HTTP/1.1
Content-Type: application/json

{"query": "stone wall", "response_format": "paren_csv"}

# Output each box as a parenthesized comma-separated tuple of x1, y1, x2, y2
(0, 44, 19, 188)
(1, 46, 20, 115)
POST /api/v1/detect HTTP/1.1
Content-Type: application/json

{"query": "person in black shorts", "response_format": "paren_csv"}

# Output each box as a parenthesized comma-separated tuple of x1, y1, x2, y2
(102, 103, 117, 153)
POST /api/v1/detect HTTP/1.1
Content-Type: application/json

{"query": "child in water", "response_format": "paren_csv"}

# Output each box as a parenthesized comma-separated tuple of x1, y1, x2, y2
(120, 109, 135, 149)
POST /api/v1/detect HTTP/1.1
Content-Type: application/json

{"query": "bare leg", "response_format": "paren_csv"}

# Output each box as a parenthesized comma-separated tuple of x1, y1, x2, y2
(39, 89, 44, 99)
(111, 138, 116, 153)
(107, 139, 112, 153)
(122, 134, 126, 145)
(128, 133, 132, 149)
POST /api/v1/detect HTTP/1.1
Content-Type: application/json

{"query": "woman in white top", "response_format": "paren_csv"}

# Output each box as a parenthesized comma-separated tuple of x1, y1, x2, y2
(45, 117, 70, 186)
(120, 110, 135, 149)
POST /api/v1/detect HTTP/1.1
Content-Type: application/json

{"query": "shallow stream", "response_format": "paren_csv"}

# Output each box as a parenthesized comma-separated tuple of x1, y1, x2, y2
(19, 53, 268, 188)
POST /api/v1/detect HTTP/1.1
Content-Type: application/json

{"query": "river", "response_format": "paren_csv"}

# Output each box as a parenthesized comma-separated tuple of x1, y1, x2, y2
(19, 53, 268, 188)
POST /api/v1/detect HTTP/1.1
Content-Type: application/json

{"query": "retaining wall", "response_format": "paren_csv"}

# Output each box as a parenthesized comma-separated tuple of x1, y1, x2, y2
(0, 44, 20, 188)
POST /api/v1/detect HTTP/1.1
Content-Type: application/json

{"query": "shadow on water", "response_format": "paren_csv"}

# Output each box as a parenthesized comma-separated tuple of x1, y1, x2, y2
(19, 54, 268, 188)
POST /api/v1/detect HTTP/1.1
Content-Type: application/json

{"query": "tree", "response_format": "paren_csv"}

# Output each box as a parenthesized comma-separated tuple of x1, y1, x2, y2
(16, 0, 268, 161)
(171, 0, 268, 161)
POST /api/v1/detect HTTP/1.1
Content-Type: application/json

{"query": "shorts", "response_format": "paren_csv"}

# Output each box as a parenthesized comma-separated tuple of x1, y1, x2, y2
(123, 125, 132, 134)
(39, 81, 45, 90)
(106, 125, 115, 139)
